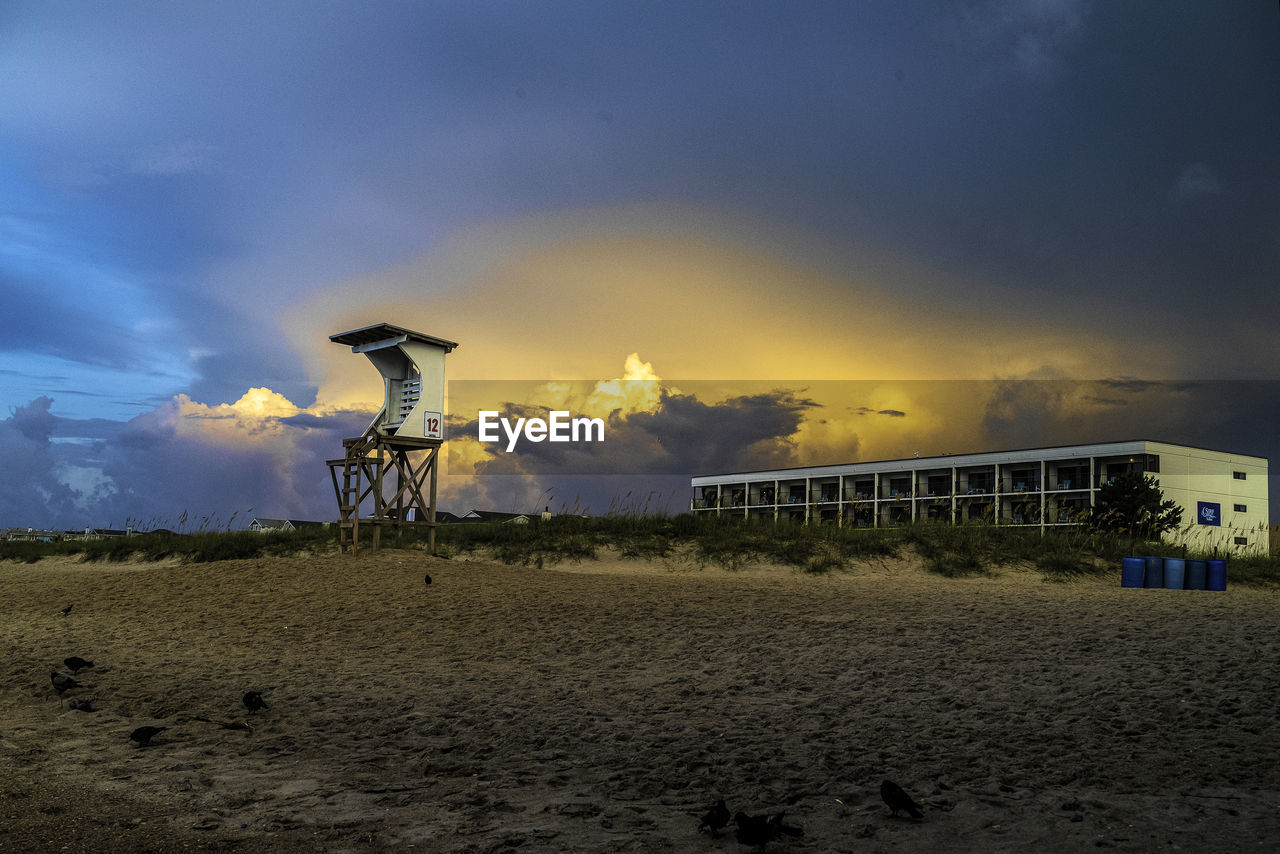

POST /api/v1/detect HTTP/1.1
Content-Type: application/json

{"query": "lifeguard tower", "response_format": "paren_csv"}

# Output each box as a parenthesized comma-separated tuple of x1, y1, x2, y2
(326, 323, 458, 553)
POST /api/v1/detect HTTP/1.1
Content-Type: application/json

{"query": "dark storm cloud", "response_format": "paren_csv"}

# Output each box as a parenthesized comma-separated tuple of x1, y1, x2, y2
(50, 415, 130, 442)
(1, 398, 82, 527)
(450, 388, 820, 476)
(852, 406, 907, 417)
(981, 380, 1280, 461)
(1098, 379, 1194, 394)
(0, 397, 373, 530)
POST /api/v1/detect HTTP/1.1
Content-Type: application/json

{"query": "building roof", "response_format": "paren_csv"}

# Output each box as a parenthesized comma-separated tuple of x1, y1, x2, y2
(329, 323, 458, 353)
(693, 439, 1268, 483)
(462, 510, 531, 523)
(250, 518, 325, 529)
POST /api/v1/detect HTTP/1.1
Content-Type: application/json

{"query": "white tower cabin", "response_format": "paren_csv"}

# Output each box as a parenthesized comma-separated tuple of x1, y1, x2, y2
(329, 323, 458, 440)
(327, 322, 458, 554)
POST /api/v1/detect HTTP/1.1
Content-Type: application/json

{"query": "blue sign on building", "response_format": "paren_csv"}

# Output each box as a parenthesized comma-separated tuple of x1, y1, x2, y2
(1197, 501, 1221, 526)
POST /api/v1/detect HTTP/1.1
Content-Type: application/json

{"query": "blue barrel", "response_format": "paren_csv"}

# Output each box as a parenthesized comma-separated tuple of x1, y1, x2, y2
(1143, 556, 1164, 588)
(1186, 560, 1208, 591)
(1121, 557, 1146, 588)
(1207, 560, 1227, 591)
(1162, 558, 1186, 590)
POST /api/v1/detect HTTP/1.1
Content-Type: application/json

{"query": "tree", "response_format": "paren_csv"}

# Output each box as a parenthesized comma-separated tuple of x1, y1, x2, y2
(1089, 472, 1183, 538)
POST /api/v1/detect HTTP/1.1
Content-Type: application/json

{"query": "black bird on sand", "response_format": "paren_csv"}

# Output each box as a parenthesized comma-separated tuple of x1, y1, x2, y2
(881, 779, 923, 819)
(424, 573, 432, 585)
(60, 604, 73, 617)
(67, 698, 97, 712)
(242, 691, 269, 714)
(63, 656, 94, 673)
(130, 726, 167, 746)
(734, 811, 803, 849)
(698, 798, 730, 834)
(51, 672, 79, 695)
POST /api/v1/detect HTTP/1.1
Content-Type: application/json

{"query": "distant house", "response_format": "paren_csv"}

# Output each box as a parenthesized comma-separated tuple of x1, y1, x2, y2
(248, 518, 327, 533)
(461, 510, 531, 525)
(81, 527, 132, 540)
(3, 528, 64, 542)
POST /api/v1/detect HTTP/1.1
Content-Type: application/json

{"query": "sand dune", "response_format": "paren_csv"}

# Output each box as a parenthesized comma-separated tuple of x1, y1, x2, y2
(3, 549, 1278, 852)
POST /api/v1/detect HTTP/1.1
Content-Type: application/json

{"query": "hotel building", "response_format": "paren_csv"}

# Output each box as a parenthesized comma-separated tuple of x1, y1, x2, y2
(690, 440, 1269, 555)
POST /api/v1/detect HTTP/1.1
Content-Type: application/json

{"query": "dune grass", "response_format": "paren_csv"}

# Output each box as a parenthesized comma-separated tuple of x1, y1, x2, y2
(3, 514, 1278, 586)
(0, 528, 335, 564)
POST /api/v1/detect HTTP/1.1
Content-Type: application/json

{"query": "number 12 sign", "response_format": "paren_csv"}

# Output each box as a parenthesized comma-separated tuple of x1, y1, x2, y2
(424, 411, 443, 440)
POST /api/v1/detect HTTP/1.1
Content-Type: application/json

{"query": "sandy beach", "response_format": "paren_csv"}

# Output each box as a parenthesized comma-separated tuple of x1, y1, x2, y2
(3, 549, 1278, 852)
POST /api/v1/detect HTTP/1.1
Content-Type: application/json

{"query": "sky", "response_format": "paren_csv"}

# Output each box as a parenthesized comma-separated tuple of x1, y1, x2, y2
(2, 1, 1278, 529)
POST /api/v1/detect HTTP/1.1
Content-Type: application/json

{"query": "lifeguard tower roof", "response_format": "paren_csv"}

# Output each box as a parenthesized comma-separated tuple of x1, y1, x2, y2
(329, 323, 458, 353)
(330, 322, 457, 441)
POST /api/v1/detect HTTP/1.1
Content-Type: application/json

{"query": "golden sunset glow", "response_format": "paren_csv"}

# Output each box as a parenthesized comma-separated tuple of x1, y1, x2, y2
(287, 208, 1181, 425)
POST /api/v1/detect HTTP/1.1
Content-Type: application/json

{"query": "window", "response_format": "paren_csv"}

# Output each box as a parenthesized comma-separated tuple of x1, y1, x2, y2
(1234, 504, 1247, 513)
(1145, 455, 1160, 473)
(1234, 537, 1247, 545)
(1233, 471, 1247, 480)
(967, 469, 993, 485)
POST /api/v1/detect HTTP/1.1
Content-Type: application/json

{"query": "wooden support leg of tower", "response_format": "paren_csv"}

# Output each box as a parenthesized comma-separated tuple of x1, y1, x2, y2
(329, 434, 442, 554)
(429, 446, 439, 555)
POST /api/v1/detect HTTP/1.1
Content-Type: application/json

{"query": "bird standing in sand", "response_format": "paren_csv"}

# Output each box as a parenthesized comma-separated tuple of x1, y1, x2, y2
(63, 656, 94, 673)
(50, 672, 79, 695)
(130, 726, 166, 746)
(424, 573, 432, 585)
(698, 798, 730, 834)
(880, 779, 923, 819)
(243, 691, 269, 714)
(60, 604, 73, 617)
